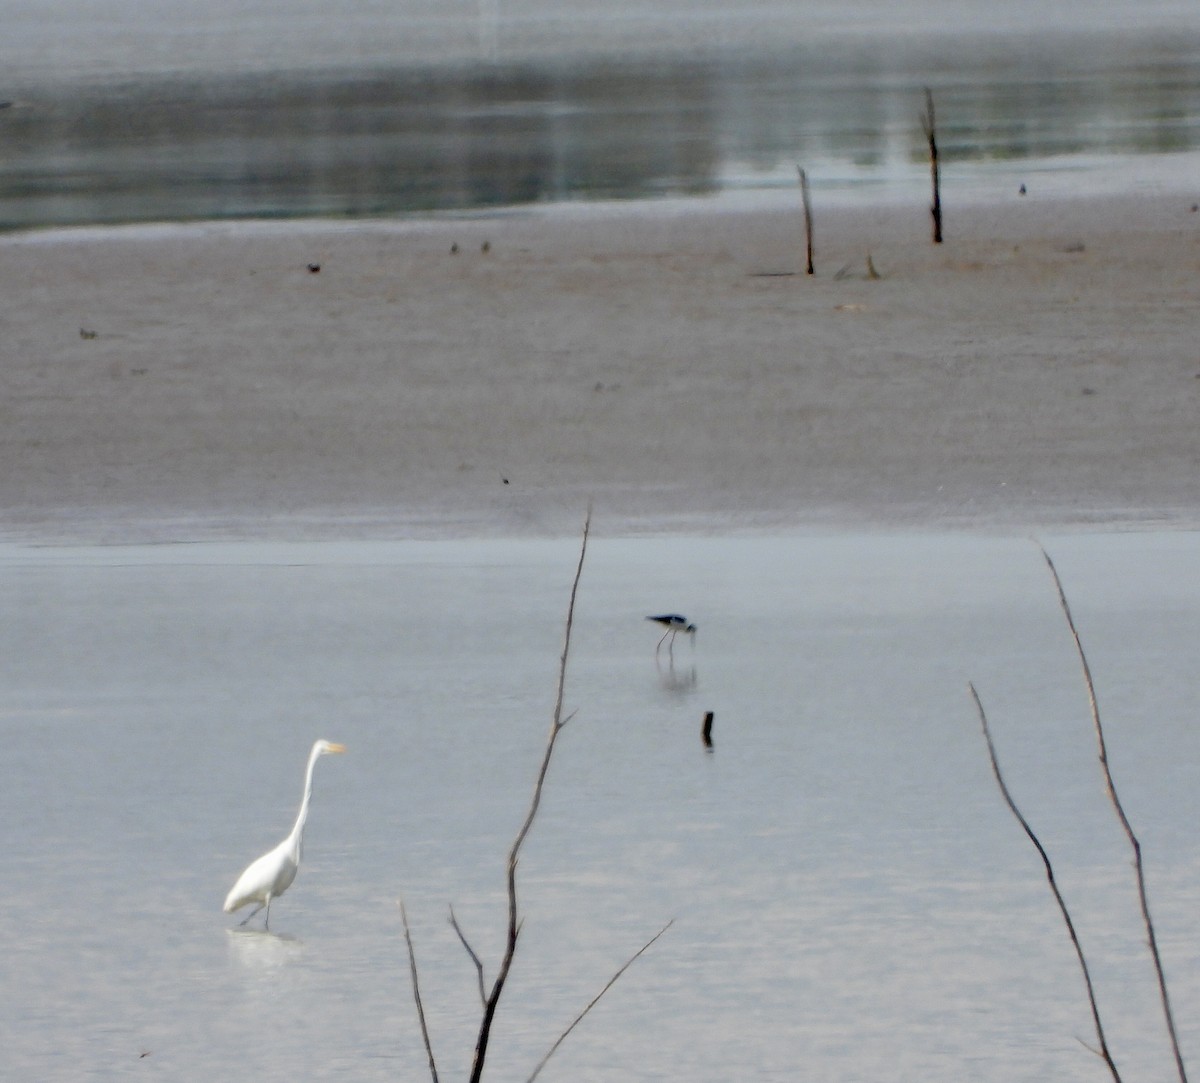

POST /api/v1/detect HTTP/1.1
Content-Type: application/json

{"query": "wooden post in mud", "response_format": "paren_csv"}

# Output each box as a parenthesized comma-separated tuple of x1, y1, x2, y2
(701, 711, 714, 749)
(796, 166, 815, 274)
(921, 89, 943, 244)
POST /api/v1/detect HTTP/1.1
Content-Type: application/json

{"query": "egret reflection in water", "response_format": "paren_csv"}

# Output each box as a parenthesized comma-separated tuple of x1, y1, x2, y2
(226, 927, 303, 971)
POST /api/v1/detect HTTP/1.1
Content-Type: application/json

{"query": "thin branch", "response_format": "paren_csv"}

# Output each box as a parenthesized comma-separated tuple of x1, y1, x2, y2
(526, 919, 675, 1083)
(449, 904, 488, 1008)
(400, 898, 440, 1083)
(468, 507, 593, 1083)
(796, 165, 815, 275)
(967, 683, 1122, 1083)
(921, 87, 943, 244)
(1041, 547, 1189, 1083)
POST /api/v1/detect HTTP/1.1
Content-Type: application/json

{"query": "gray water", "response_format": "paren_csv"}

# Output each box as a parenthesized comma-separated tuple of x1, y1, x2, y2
(2, 2, 1200, 228)
(1, 531, 1198, 1081)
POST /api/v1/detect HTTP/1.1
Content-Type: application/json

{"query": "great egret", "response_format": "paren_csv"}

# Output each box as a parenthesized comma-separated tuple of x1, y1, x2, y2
(645, 613, 697, 656)
(223, 738, 346, 930)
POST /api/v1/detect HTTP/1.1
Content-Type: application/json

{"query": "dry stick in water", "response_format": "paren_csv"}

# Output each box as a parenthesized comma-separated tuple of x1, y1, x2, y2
(400, 899, 441, 1083)
(406, 511, 671, 1081)
(526, 918, 675, 1083)
(967, 682, 1122, 1083)
(796, 166, 815, 274)
(448, 903, 488, 1007)
(466, 509, 593, 1083)
(1041, 547, 1190, 1083)
(921, 88, 943, 243)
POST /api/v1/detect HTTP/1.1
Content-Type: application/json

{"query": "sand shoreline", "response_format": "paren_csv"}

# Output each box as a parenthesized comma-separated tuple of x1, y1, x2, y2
(4, 189, 1200, 543)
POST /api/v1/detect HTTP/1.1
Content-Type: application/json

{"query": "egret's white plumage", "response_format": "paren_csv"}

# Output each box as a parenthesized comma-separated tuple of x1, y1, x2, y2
(223, 738, 346, 930)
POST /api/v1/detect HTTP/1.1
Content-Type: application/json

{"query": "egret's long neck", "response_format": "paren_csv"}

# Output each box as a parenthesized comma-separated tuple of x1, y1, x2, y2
(286, 744, 323, 857)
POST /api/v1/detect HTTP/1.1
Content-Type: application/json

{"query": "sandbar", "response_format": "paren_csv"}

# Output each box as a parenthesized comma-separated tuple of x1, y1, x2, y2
(3, 189, 1199, 541)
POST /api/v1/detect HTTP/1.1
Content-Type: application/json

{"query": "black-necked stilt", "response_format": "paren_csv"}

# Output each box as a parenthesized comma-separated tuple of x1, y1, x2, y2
(646, 613, 696, 655)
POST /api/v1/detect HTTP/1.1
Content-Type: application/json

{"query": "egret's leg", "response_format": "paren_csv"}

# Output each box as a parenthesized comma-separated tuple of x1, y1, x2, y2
(238, 903, 265, 926)
(656, 630, 669, 654)
(264, 896, 273, 932)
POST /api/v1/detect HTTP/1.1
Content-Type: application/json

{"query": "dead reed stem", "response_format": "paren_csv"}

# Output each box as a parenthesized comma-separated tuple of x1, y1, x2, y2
(403, 508, 671, 1079)
(526, 919, 675, 1083)
(1040, 546, 1189, 1083)
(448, 903, 488, 1008)
(921, 88, 943, 243)
(467, 508, 592, 1083)
(967, 682, 1122, 1082)
(400, 899, 441, 1083)
(797, 165, 815, 274)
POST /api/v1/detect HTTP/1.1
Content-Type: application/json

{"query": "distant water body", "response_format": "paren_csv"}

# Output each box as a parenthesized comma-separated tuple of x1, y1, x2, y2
(2, 1, 1199, 229)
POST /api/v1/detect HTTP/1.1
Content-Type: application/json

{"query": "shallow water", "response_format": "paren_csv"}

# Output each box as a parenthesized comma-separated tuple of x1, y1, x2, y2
(1, 530, 1198, 1081)
(2, 3, 1200, 227)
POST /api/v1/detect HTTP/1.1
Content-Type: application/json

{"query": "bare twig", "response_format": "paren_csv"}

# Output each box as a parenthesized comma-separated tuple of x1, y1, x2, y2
(526, 919, 675, 1083)
(449, 904, 488, 1008)
(1041, 547, 1189, 1083)
(920, 88, 943, 244)
(967, 683, 1122, 1083)
(400, 898, 440, 1083)
(796, 165, 815, 275)
(467, 508, 593, 1083)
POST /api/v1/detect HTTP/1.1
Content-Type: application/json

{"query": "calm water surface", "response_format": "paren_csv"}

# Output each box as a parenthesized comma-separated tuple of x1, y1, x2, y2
(1, 2, 1199, 228)
(1, 531, 1198, 1081)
